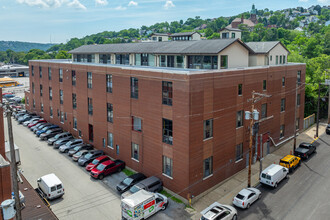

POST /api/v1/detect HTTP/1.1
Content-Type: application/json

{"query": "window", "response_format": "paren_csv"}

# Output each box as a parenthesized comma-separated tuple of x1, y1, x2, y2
(232, 33, 236, 38)
(87, 72, 92, 89)
(131, 77, 138, 99)
(131, 143, 139, 161)
(39, 66, 42, 78)
(261, 103, 267, 119)
(60, 112, 64, 123)
(116, 145, 119, 155)
(78, 130, 82, 137)
(276, 55, 278, 64)
(48, 67, 51, 80)
(26, 97, 29, 105)
(59, 68, 63, 82)
(89, 124, 93, 142)
(72, 93, 77, 109)
(282, 77, 285, 87)
(263, 80, 267, 90)
(297, 94, 301, 106)
(280, 124, 285, 138)
(203, 119, 213, 139)
(41, 103, 44, 113)
(236, 110, 243, 128)
(72, 70, 76, 86)
(40, 85, 43, 96)
(73, 117, 77, 129)
(32, 82, 35, 94)
(283, 55, 286, 64)
(163, 119, 173, 145)
(235, 143, 243, 161)
(107, 132, 113, 148)
(162, 156, 173, 177)
(106, 74, 112, 93)
(203, 156, 213, 178)
(270, 56, 272, 61)
(132, 116, 142, 131)
(281, 98, 285, 112)
(296, 118, 300, 130)
(107, 103, 113, 123)
(280, 56, 282, 64)
(49, 87, 52, 100)
(49, 106, 53, 117)
(88, 97, 93, 115)
(297, 71, 301, 85)
(162, 81, 173, 106)
(59, 90, 63, 104)
(65, 112, 67, 121)
(220, 55, 228, 69)
(102, 138, 106, 148)
(238, 84, 242, 95)
(31, 65, 34, 76)
(57, 109, 59, 117)
(33, 99, 35, 108)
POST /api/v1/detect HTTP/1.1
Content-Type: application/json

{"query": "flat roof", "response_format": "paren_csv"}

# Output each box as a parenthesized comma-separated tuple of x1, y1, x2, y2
(30, 59, 305, 75)
(122, 189, 154, 207)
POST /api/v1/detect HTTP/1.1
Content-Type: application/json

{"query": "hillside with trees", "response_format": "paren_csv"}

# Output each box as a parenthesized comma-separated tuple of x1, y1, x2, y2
(0, 41, 55, 52)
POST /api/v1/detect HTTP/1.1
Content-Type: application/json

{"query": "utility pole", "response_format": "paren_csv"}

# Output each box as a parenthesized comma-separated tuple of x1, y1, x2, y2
(316, 83, 321, 138)
(259, 134, 263, 178)
(5, 107, 22, 220)
(293, 82, 298, 151)
(247, 92, 255, 188)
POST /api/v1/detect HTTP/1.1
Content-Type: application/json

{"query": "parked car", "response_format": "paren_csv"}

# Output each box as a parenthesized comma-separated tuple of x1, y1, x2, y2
(90, 159, 125, 180)
(9, 97, 22, 103)
(53, 137, 75, 149)
(78, 150, 104, 166)
(326, 124, 330, 135)
(33, 123, 51, 133)
(47, 132, 72, 145)
(279, 155, 301, 172)
(200, 202, 237, 220)
(116, 173, 147, 193)
(127, 176, 163, 196)
(28, 119, 47, 129)
(233, 188, 261, 209)
(59, 139, 84, 153)
(85, 155, 111, 171)
(36, 125, 59, 137)
(18, 114, 38, 123)
(40, 128, 63, 140)
(68, 144, 93, 157)
(72, 150, 90, 162)
(294, 142, 316, 160)
(37, 173, 64, 200)
(23, 118, 40, 126)
(14, 111, 27, 120)
(260, 164, 289, 188)
(3, 94, 15, 99)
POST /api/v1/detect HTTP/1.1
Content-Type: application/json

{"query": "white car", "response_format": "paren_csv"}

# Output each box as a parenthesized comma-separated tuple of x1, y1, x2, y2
(200, 202, 237, 220)
(233, 187, 261, 209)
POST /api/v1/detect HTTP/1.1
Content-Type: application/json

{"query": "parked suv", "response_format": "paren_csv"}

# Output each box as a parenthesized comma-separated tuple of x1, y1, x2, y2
(68, 144, 93, 157)
(59, 139, 84, 153)
(85, 155, 111, 171)
(53, 137, 74, 149)
(279, 155, 301, 172)
(78, 150, 104, 167)
(90, 160, 125, 180)
(36, 125, 59, 137)
(40, 128, 62, 140)
(116, 173, 147, 193)
(122, 176, 163, 198)
(47, 132, 72, 145)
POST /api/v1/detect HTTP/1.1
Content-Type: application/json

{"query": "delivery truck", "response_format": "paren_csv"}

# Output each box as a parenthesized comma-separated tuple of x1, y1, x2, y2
(121, 189, 168, 220)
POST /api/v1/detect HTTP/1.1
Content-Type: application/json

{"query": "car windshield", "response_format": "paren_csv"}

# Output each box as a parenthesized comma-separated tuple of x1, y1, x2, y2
(92, 159, 99, 165)
(76, 151, 83, 156)
(96, 164, 106, 171)
(85, 153, 93, 159)
(236, 193, 245, 200)
(54, 134, 61, 139)
(73, 146, 80, 151)
(280, 160, 289, 164)
(42, 126, 49, 131)
(130, 185, 140, 193)
(46, 130, 53, 134)
(66, 141, 73, 146)
(122, 178, 133, 186)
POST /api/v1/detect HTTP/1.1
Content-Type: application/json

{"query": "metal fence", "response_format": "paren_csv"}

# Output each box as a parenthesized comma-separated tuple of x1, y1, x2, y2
(304, 114, 315, 130)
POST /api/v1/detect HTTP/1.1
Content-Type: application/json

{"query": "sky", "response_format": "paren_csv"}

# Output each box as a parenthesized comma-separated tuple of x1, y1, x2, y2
(0, 0, 329, 44)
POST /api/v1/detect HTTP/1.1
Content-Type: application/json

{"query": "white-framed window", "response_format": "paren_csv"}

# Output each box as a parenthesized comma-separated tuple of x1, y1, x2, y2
(281, 98, 286, 112)
(107, 132, 113, 148)
(280, 124, 285, 138)
(236, 110, 243, 128)
(162, 156, 173, 177)
(131, 142, 139, 161)
(203, 119, 213, 139)
(235, 143, 243, 161)
(203, 156, 213, 178)
(132, 116, 142, 132)
(73, 117, 77, 129)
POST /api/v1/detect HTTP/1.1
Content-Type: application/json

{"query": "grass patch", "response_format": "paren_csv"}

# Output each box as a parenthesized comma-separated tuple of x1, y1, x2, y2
(160, 190, 184, 204)
(122, 168, 135, 177)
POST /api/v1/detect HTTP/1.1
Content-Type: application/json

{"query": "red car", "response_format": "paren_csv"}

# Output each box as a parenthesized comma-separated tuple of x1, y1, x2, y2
(90, 160, 125, 180)
(85, 155, 111, 172)
(28, 119, 46, 128)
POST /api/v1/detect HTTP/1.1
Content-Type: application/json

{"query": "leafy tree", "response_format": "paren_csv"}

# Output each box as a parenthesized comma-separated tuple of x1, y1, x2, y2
(55, 51, 70, 59)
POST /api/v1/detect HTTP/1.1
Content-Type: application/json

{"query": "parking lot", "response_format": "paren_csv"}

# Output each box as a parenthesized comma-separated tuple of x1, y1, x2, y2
(4, 113, 190, 220)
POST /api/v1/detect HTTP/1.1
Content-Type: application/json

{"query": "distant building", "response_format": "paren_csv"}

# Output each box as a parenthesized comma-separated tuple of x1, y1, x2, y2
(0, 64, 29, 77)
(219, 27, 242, 39)
(150, 33, 170, 42)
(170, 32, 201, 41)
(227, 4, 258, 29)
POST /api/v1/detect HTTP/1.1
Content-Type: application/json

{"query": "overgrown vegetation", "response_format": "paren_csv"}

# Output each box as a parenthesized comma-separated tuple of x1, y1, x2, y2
(122, 168, 135, 177)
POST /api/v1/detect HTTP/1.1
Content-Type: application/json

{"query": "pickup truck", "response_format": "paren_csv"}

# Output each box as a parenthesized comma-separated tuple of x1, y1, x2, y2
(90, 159, 125, 180)
(294, 142, 316, 159)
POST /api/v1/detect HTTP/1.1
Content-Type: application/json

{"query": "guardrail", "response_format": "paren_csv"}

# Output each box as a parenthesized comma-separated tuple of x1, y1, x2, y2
(304, 114, 315, 130)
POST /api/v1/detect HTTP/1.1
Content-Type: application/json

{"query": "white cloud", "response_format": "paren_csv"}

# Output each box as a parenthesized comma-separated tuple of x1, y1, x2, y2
(67, 0, 86, 10)
(163, 0, 175, 10)
(95, 0, 108, 6)
(16, 0, 86, 10)
(317, 0, 330, 4)
(298, 0, 308, 2)
(128, 1, 138, 6)
(115, 6, 127, 10)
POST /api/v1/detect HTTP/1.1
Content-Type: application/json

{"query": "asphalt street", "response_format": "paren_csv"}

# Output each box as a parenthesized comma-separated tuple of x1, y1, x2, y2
(237, 133, 330, 220)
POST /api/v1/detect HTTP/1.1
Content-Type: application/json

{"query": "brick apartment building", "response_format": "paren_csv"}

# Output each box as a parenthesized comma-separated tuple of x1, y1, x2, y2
(25, 39, 305, 200)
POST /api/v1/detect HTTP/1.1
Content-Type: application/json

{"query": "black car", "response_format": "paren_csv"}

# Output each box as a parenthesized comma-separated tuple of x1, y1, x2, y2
(78, 150, 104, 166)
(294, 142, 316, 159)
(326, 124, 330, 135)
(39, 128, 63, 140)
(116, 173, 147, 193)
(68, 144, 93, 157)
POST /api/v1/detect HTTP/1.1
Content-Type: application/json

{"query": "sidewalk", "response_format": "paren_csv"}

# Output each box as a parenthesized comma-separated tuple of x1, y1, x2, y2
(188, 122, 327, 219)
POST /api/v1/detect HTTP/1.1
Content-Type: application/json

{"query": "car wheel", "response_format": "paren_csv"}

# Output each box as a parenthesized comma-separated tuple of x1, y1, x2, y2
(258, 194, 261, 199)
(306, 154, 309, 159)
(162, 202, 168, 211)
(118, 168, 122, 172)
(65, 149, 69, 153)
(84, 162, 88, 167)
(285, 174, 288, 179)
(247, 203, 250, 209)
(274, 182, 278, 188)
(232, 214, 237, 220)
(99, 175, 104, 180)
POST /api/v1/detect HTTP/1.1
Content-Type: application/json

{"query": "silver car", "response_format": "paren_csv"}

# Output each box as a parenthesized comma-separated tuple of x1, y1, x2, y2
(72, 150, 90, 162)
(200, 202, 237, 220)
(233, 187, 261, 209)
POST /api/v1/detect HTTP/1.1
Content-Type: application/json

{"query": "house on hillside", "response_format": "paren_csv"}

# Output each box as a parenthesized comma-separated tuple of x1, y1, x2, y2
(150, 33, 170, 42)
(219, 27, 242, 39)
(226, 4, 258, 30)
(170, 32, 201, 41)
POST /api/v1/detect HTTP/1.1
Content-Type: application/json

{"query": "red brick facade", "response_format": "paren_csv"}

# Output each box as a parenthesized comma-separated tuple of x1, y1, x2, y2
(26, 61, 305, 199)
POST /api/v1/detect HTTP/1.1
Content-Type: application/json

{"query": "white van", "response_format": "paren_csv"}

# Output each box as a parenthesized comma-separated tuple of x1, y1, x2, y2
(37, 173, 64, 200)
(260, 164, 289, 188)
